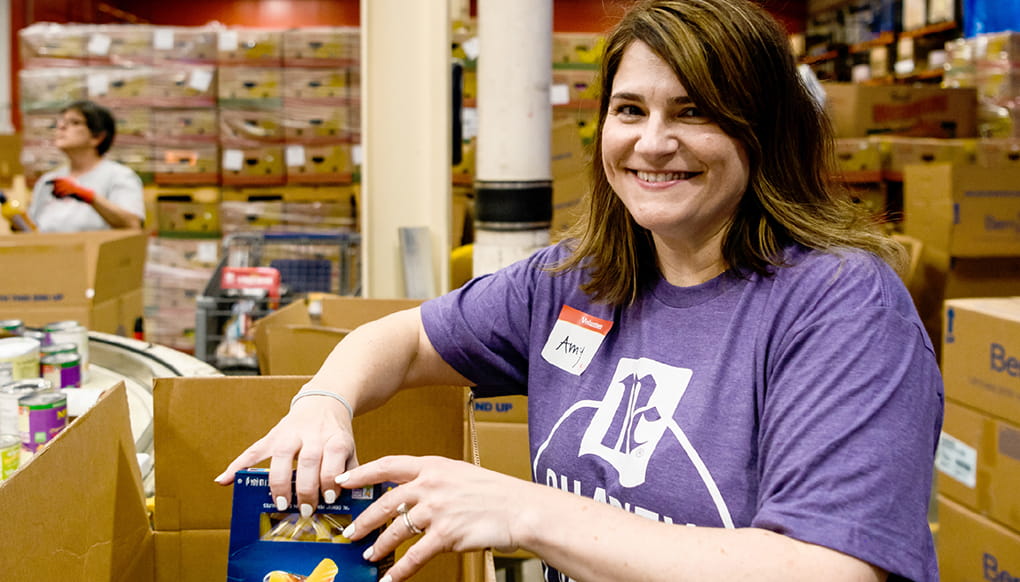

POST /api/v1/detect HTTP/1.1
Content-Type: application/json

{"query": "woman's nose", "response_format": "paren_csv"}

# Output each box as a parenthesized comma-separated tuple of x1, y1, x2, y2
(634, 118, 678, 156)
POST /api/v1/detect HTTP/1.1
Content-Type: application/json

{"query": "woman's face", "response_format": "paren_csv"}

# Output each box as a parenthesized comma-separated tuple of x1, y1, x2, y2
(54, 109, 98, 153)
(601, 41, 750, 250)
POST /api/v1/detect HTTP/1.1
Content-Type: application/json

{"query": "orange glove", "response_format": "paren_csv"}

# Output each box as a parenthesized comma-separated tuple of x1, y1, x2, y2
(50, 177, 96, 204)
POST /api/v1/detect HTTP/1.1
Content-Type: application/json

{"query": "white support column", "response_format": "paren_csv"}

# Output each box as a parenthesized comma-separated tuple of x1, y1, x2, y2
(360, 0, 451, 298)
(0, 0, 13, 134)
(472, 0, 553, 276)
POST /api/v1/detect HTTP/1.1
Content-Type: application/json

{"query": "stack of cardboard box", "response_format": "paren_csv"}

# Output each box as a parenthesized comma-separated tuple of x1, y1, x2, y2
(901, 163, 1020, 352)
(935, 297, 1020, 580)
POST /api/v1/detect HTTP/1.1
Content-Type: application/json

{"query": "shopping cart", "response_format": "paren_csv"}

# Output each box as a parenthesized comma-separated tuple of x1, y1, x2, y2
(194, 231, 361, 373)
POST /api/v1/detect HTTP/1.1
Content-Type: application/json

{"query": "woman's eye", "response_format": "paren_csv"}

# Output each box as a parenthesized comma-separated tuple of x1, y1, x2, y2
(679, 106, 703, 119)
(614, 104, 644, 117)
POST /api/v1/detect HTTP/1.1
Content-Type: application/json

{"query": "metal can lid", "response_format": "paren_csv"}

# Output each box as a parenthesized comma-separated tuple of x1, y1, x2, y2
(0, 433, 20, 448)
(0, 337, 41, 357)
(41, 342, 78, 356)
(18, 390, 67, 407)
(41, 352, 80, 366)
(0, 378, 54, 394)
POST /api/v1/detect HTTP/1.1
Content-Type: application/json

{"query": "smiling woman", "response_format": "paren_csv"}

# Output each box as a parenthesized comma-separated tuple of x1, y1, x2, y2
(216, 3, 942, 582)
(600, 41, 750, 286)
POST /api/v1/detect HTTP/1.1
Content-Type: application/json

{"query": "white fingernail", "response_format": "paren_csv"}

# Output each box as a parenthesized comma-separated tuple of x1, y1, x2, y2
(362, 546, 374, 561)
(275, 496, 289, 512)
(214, 472, 228, 483)
(335, 472, 350, 484)
(379, 575, 392, 582)
(342, 523, 356, 538)
(324, 489, 337, 504)
(300, 503, 314, 518)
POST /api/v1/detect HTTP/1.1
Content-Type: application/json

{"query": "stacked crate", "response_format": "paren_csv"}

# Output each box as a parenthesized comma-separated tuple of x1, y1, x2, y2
(18, 23, 155, 183)
(278, 27, 360, 235)
(17, 23, 364, 351)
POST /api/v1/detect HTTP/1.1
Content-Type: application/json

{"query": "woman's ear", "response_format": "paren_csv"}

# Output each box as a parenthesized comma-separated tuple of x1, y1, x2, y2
(90, 131, 107, 151)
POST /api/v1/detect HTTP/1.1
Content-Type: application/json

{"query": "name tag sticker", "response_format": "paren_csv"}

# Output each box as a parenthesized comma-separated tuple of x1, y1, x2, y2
(541, 305, 613, 376)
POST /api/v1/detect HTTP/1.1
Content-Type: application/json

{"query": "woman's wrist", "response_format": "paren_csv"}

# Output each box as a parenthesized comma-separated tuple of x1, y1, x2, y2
(290, 390, 354, 420)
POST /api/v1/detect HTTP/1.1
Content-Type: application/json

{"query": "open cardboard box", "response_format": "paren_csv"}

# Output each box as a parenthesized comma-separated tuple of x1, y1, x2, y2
(253, 295, 528, 421)
(0, 376, 484, 581)
(0, 229, 147, 333)
(253, 296, 534, 565)
(254, 295, 422, 375)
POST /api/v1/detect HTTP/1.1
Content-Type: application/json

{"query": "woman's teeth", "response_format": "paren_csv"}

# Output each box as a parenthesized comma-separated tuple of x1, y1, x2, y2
(635, 171, 695, 182)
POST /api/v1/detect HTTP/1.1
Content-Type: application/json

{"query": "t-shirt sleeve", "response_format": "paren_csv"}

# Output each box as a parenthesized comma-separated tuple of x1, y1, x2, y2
(421, 247, 560, 396)
(106, 164, 146, 221)
(753, 263, 943, 582)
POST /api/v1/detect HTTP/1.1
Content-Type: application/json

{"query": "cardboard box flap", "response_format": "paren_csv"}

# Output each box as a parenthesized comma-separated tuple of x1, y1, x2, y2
(153, 375, 469, 532)
(0, 235, 91, 304)
(261, 325, 353, 374)
(946, 296, 1020, 322)
(0, 382, 153, 582)
(254, 296, 422, 374)
(92, 230, 148, 302)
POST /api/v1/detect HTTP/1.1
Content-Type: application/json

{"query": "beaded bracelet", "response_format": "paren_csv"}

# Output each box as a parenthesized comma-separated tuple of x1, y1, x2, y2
(290, 390, 354, 420)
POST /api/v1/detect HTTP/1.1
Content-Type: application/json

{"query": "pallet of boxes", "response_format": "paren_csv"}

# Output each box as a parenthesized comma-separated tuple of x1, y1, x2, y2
(935, 297, 1020, 580)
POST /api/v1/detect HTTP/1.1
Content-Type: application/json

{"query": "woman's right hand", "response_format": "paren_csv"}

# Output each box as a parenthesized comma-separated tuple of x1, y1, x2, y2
(215, 393, 358, 515)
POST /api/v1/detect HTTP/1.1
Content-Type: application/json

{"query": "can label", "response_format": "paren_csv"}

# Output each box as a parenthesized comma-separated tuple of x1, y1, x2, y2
(42, 352, 82, 389)
(0, 337, 41, 385)
(0, 379, 51, 435)
(40, 342, 78, 357)
(44, 323, 89, 383)
(18, 391, 68, 453)
(0, 433, 20, 480)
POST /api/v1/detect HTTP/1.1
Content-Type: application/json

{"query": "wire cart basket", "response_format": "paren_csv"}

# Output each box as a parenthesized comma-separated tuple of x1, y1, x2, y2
(194, 231, 361, 373)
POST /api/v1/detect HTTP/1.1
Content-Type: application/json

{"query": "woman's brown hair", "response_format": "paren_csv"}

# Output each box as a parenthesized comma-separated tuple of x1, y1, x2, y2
(554, 0, 905, 306)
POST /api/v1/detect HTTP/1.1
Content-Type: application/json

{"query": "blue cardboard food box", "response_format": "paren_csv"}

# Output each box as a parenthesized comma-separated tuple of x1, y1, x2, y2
(227, 468, 394, 581)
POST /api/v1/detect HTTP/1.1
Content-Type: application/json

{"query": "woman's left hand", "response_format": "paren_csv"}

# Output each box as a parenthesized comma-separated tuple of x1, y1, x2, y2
(336, 455, 535, 581)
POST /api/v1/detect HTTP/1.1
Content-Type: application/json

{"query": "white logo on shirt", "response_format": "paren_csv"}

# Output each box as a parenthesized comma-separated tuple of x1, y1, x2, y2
(579, 357, 690, 487)
(533, 357, 733, 528)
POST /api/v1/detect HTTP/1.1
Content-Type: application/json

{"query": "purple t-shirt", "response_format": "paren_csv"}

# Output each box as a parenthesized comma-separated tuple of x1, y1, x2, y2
(421, 242, 942, 582)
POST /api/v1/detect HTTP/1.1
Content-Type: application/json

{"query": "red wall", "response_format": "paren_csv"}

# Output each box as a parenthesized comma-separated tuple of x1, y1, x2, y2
(117, 0, 360, 27)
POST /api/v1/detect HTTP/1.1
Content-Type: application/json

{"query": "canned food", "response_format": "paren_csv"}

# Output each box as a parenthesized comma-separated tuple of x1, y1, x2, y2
(0, 337, 41, 385)
(0, 433, 20, 480)
(43, 322, 89, 383)
(40, 342, 78, 357)
(0, 320, 24, 339)
(0, 379, 52, 435)
(18, 390, 68, 453)
(42, 352, 82, 389)
(20, 329, 46, 345)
